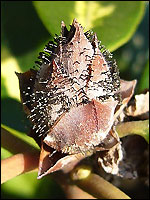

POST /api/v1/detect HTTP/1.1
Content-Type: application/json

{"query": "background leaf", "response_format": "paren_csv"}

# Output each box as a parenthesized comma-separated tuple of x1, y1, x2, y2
(1, 171, 65, 199)
(1, 124, 40, 153)
(33, 1, 145, 52)
(1, 1, 50, 133)
(138, 60, 149, 92)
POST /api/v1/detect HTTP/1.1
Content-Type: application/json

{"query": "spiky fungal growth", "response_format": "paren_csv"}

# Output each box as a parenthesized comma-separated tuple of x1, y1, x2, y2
(16, 19, 121, 155)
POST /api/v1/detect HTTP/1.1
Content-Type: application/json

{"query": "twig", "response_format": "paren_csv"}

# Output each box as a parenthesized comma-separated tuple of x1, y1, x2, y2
(1, 127, 40, 184)
(116, 120, 149, 143)
(1, 153, 39, 184)
(71, 165, 131, 199)
(61, 184, 96, 199)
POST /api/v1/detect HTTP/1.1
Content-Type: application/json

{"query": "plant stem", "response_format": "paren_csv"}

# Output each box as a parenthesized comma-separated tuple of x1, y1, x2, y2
(71, 165, 131, 199)
(61, 184, 96, 199)
(1, 153, 39, 184)
(1, 127, 40, 184)
(116, 120, 149, 143)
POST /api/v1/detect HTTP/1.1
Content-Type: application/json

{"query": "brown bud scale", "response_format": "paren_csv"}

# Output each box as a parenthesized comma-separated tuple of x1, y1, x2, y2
(17, 19, 121, 155)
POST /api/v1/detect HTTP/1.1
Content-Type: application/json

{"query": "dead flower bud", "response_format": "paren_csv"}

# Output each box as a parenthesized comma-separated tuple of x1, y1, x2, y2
(16, 19, 136, 179)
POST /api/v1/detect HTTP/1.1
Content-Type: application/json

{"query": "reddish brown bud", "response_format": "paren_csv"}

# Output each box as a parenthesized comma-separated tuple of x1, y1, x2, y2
(16, 19, 136, 178)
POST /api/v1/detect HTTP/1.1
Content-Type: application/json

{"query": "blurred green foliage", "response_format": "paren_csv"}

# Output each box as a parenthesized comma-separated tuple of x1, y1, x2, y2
(33, 1, 145, 52)
(138, 60, 149, 92)
(1, 1, 149, 199)
(1, 172, 65, 199)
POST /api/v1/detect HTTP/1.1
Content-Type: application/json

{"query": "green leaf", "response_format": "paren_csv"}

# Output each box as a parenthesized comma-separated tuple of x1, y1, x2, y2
(116, 120, 149, 143)
(1, 124, 40, 153)
(33, 1, 145, 51)
(138, 60, 149, 92)
(1, 56, 22, 101)
(1, 172, 38, 198)
(1, 2, 51, 134)
(1, 147, 13, 160)
(1, 171, 65, 199)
